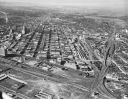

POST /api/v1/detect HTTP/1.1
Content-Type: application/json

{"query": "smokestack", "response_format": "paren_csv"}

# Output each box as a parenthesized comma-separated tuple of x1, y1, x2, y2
(0, 11, 8, 24)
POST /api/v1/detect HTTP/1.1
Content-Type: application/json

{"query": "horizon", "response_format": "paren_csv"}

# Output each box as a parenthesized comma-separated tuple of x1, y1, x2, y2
(0, 0, 127, 16)
(0, 0, 127, 10)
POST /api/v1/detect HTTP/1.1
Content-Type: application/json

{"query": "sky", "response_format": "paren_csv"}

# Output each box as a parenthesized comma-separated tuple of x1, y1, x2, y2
(0, 0, 127, 10)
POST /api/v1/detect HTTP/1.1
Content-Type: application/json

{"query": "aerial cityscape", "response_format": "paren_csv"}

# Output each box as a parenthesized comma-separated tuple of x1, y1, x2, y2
(0, 0, 128, 99)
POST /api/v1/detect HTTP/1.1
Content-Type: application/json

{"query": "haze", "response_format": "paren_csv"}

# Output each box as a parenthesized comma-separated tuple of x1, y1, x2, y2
(1, 0, 127, 9)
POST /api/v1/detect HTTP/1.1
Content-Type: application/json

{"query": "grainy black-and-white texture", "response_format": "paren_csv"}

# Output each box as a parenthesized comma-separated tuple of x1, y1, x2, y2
(0, 0, 127, 99)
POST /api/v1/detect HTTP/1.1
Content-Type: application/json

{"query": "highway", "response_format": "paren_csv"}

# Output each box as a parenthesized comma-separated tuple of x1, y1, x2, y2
(75, 33, 118, 99)
(59, 26, 116, 99)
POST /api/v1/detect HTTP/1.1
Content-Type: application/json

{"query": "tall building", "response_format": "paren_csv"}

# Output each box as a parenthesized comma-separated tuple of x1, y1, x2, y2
(22, 25, 25, 34)
(5, 15, 8, 24)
